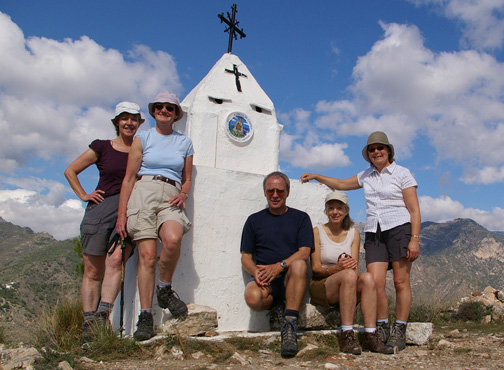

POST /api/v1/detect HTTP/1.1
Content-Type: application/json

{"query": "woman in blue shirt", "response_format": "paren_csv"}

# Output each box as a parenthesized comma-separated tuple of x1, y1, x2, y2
(116, 91, 194, 341)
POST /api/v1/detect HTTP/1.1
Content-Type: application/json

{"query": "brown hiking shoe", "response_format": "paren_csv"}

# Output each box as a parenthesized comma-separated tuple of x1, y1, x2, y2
(362, 331, 394, 354)
(338, 330, 362, 355)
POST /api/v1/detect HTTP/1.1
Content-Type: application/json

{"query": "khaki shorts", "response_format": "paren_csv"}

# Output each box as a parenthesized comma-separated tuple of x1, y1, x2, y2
(126, 176, 191, 241)
(309, 276, 331, 307)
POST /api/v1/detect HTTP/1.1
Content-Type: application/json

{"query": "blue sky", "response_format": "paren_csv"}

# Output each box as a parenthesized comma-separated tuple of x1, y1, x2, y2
(0, 0, 504, 239)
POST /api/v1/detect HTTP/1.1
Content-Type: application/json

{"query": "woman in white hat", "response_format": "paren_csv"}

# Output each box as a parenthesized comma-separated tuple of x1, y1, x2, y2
(116, 91, 194, 341)
(310, 191, 393, 355)
(64, 101, 144, 340)
(301, 131, 420, 352)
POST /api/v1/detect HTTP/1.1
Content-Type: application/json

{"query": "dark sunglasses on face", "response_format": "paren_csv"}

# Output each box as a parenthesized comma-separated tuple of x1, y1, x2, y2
(266, 188, 286, 196)
(153, 103, 175, 112)
(368, 145, 385, 153)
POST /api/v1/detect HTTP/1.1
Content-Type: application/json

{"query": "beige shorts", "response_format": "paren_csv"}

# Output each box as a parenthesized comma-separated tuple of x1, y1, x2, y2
(126, 176, 191, 241)
(309, 277, 331, 307)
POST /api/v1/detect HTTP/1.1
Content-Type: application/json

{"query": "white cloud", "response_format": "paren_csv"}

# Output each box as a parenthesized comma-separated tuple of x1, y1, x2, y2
(409, 0, 504, 50)
(420, 195, 504, 231)
(280, 133, 350, 169)
(0, 179, 84, 240)
(461, 165, 504, 184)
(0, 11, 182, 170)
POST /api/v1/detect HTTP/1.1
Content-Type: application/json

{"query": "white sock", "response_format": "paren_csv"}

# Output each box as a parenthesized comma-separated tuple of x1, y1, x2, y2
(341, 325, 353, 332)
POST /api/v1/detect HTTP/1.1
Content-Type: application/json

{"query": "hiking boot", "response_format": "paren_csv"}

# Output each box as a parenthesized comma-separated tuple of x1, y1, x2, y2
(133, 311, 155, 341)
(338, 330, 361, 355)
(268, 300, 285, 330)
(387, 322, 407, 351)
(94, 310, 110, 328)
(80, 319, 95, 342)
(156, 286, 188, 319)
(280, 319, 298, 358)
(362, 331, 394, 354)
(376, 321, 390, 344)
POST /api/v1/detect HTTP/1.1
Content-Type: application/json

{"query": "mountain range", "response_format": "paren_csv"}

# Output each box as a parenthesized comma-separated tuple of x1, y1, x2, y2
(0, 216, 503, 343)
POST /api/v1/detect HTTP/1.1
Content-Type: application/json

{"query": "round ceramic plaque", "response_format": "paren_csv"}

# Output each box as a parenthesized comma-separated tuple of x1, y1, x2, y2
(225, 112, 253, 143)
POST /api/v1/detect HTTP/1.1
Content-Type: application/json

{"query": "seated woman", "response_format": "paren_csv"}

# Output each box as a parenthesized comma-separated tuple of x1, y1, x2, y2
(310, 191, 393, 355)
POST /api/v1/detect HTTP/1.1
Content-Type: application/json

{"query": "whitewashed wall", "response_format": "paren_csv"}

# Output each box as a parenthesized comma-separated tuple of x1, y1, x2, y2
(112, 167, 332, 334)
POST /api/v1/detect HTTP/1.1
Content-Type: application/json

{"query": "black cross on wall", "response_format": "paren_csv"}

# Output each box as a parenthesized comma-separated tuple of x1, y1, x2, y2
(225, 64, 247, 92)
(218, 4, 246, 54)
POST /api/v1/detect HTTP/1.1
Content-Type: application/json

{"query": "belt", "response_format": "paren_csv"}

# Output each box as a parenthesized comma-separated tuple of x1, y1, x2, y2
(137, 175, 177, 187)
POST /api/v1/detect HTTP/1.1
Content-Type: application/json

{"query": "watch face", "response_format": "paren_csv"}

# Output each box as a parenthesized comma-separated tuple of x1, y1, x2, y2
(225, 112, 253, 143)
(280, 261, 287, 269)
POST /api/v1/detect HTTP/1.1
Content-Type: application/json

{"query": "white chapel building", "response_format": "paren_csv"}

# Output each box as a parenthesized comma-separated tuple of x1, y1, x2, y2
(114, 53, 329, 334)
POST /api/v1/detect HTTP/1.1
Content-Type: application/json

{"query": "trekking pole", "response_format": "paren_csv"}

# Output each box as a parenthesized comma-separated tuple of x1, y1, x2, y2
(120, 238, 125, 338)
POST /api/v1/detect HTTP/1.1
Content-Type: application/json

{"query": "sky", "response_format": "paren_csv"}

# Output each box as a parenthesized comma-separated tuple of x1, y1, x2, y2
(0, 0, 504, 240)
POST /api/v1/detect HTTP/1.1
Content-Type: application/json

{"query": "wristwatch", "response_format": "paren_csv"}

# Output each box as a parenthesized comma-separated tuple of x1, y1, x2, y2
(280, 261, 288, 270)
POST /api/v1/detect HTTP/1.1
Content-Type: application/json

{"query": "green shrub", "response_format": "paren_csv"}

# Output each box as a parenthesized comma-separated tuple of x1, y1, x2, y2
(455, 301, 487, 322)
(409, 303, 440, 323)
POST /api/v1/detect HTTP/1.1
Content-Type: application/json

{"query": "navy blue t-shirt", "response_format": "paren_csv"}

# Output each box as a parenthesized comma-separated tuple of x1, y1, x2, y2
(240, 207, 315, 266)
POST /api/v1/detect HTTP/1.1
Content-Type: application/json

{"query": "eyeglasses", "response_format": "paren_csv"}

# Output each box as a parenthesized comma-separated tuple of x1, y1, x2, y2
(266, 188, 286, 196)
(368, 145, 385, 153)
(153, 103, 175, 112)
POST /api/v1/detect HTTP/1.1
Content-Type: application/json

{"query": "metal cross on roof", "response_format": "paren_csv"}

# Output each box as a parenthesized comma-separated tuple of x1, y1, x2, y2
(218, 4, 246, 53)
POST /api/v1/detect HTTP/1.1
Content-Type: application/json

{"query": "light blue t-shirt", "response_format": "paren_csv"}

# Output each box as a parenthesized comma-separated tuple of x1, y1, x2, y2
(136, 128, 194, 184)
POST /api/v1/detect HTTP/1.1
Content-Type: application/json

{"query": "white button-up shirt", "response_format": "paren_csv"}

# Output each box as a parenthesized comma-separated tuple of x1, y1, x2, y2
(357, 162, 417, 233)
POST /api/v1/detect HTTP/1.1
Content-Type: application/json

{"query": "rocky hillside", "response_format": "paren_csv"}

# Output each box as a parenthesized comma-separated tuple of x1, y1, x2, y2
(0, 217, 81, 344)
(356, 218, 504, 306)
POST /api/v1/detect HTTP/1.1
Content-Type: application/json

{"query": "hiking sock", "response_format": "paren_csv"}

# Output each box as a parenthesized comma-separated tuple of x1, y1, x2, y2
(96, 302, 113, 314)
(395, 319, 407, 325)
(283, 309, 299, 322)
(158, 281, 172, 288)
(341, 325, 353, 332)
(377, 318, 389, 324)
(141, 308, 152, 314)
(364, 327, 376, 333)
(83, 311, 95, 321)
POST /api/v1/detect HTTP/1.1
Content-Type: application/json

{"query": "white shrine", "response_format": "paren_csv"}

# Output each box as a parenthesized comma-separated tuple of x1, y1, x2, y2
(113, 53, 329, 334)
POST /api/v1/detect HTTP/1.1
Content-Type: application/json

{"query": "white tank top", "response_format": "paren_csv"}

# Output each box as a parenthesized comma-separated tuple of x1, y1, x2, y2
(317, 225, 355, 268)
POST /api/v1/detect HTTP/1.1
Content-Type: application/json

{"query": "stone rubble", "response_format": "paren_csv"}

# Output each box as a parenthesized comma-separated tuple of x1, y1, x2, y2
(457, 285, 504, 322)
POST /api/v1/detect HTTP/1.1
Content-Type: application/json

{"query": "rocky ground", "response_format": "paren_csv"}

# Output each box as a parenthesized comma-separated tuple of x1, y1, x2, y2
(71, 325, 504, 370)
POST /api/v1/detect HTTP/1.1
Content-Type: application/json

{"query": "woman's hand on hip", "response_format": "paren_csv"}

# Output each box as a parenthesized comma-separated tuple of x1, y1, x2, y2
(82, 190, 105, 204)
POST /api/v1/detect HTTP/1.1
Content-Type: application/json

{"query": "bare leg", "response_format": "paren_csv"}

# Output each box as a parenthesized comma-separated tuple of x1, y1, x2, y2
(325, 269, 358, 326)
(367, 262, 389, 320)
(357, 272, 377, 328)
(136, 239, 157, 309)
(100, 244, 133, 303)
(158, 221, 183, 283)
(284, 259, 308, 311)
(81, 254, 106, 312)
(391, 258, 412, 321)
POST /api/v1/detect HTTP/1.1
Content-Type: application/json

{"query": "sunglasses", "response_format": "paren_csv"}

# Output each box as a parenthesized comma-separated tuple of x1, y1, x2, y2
(266, 188, 286, 196)
(153, 103, 175, 112)
(368, 145, 385, 153)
